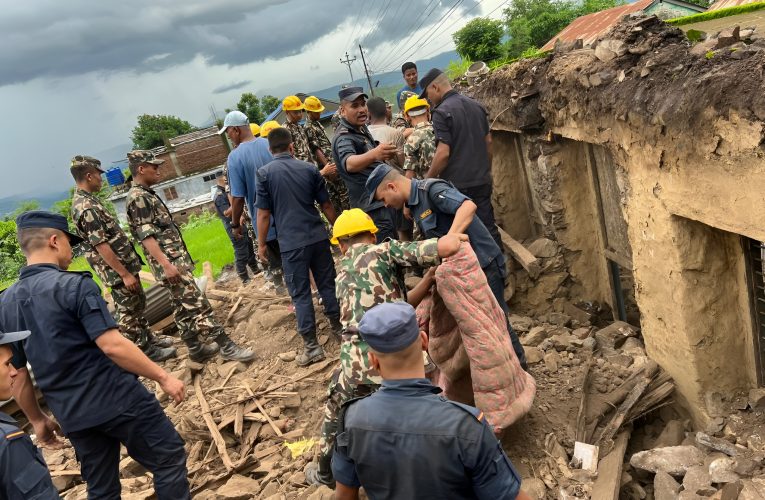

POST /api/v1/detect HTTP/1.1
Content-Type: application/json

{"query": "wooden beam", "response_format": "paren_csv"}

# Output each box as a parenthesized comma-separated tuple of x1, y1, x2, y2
(497, 226, 541, 279)
(194, 374, 234, 470)
(592, 430, 631, 500)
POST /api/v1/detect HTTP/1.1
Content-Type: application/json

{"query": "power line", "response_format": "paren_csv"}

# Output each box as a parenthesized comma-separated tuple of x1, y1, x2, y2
(345, 2, 369, 54)
(352, 0, 392, 52)
(390, 0, 465, 69)
(340, 51, 357, 83)
(374, 0, 441, 70)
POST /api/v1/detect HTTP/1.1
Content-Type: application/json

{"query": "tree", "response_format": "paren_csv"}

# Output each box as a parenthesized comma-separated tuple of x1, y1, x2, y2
(503, 0, 622, 58)
(4, 200, 40, 221)
(260, 95, 280, 117)
(453, 18, 506, 62)
(236, 92, 265, 124)
(0, 219, 24, 284)
(131, 114, 195, 150)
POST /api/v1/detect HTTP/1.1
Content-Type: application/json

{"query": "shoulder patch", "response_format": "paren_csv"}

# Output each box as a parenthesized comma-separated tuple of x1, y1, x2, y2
(420, 209, 432, 220)
(5, 430, 25, 440)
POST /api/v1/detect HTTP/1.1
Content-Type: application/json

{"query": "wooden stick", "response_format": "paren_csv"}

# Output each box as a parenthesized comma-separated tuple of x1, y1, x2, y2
(497, 226, 541, 278)
(219, 364, 239, 389)
(194, 374, 234, 470)
(596, 368, 655, 445)
(591, 430, 631, 500)
(234, 403, 245, 438)
(576, 358, 593, 443)
(225, 296, 243, 324)
(202, 262, 214, 291)
(254, 399, 283, 437)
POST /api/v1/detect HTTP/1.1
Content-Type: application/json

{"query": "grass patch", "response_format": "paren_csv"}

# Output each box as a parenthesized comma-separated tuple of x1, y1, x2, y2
(667, 1, 765, 26)
(446, 58, 473, 80)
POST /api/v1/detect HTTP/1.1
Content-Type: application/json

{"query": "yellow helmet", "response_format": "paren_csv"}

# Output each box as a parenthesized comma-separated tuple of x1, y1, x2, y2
(260, 121, 280, 137)
(250, 123, 261, 136)
(304, 96, 326, 113)
(404, 95, 430, 116)
(330, 208, 379, 245)
(282, 95, 304, 111)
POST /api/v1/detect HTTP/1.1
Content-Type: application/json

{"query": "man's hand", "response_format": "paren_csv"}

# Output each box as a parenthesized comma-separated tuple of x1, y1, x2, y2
(258, 245, 269, 265)
(32, 415, 64, 448)
(373, 143, 398, 163)
(163, 262, 181, 283)
(158, 373, 185, 404)
(121, 273, 141, 294)
(403, 206, 412, 221)
(232, 225, 243, 240)
(437, 233, 468, 258)
(320, 162, 338, 180)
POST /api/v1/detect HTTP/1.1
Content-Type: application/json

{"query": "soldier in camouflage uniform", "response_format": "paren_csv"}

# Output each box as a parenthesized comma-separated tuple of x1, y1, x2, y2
(124, 150, 255, 363)
(304, 96, 351, 214)
(391, 90, 417, 134)
(68, 155, 178, 362)
(281, 95, 315, 165)
(402, 96, 436, 180)
(305, 208, 466, 487)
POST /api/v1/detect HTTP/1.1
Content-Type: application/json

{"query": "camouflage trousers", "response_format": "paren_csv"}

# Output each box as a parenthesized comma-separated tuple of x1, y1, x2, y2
(318, 367, 379, 464)
(160, 267, 225, 343)
(111, 278, 152, 349)
(327, 179, 350, 214)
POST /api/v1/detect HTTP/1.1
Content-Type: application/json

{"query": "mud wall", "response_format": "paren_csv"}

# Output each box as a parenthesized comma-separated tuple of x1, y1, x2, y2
(472, 15, 765, 423)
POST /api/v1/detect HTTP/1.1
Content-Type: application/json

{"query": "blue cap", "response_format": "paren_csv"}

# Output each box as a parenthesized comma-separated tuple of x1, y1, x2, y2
(0, 330, 30, 346)
(15, 210, 84, 245)
(365, 163, 394, 204)
(359, 302, 420, 353)
(338, 86, 368, 102)
(218, 110, 249, 134)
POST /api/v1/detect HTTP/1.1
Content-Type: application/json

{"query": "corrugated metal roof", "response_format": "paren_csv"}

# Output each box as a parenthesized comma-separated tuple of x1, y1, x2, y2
(708, 0, 759, 11)
(541, 0, 655, 51)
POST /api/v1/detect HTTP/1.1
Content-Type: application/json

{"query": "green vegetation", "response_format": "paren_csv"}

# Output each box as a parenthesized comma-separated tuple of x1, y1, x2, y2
(227, 92, 282, 124)
(667, 1, 765, 26)
(446, 58, 474, 80)
(686, 29, 706, 42)
(131, 114, 195, 150)
(453, 18, 506, 62)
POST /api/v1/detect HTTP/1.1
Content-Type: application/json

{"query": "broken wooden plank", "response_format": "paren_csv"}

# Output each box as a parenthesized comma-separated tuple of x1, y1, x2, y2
(254, 399, 283, 437)
(225, 297, 243, 324)
(239, 422, 262, 459)
(596, 363, 657, 445)
(189, 456, 258, 494)
(202, 262, 214, 291)
(497, 226, 541, 279)
(193, 374, 234, 470)
(234, 403, 245, 438)
(591, 430, 631, 500)
(576, 358, 593, 443)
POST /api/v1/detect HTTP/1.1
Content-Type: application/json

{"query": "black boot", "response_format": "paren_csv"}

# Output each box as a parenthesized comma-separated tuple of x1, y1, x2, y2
(186, 337, 219, 362)
(296, 331, 325, 367)
(329, 317, 343, 341)
(142, 343, 178, 362)
(149, 334, 175, 348)
(216, 334, 256, 362)
(305, 453, 334, 486)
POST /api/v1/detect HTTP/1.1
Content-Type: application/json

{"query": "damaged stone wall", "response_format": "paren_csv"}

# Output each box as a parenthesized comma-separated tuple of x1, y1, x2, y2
(471, 14, 765, 424)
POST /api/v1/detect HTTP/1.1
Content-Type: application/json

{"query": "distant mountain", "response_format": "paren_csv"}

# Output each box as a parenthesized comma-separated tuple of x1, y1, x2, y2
(0, 189, 72, 217)
(310, 50, 459, 101)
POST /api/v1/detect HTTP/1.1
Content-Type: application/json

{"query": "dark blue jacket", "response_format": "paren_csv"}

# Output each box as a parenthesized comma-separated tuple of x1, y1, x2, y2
(0, 412, 59, 499)
(331, 118, 387, 212)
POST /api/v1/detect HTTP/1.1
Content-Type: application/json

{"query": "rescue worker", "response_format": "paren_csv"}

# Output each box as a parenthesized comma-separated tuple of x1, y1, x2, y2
(220, 111, 286, 294)
(396, 61, 422, 112)
(331, 86, 399, 242)
(69, 155, 177, 362)
(0, 329, 59, 499)
(2, 211, 190, 499)
(125, 150, 255, 363)
(250, 122, 261, 137)
(367, 164, 528, 369)
(391, 90, 417, 137)
(281, 95, 316, 164)
(213, 172, 259, 284)
(304, 95, 350, 213)
(305, 208, 464, 486)
(332, 302, 529, 500)
(255, 127, 342, 366)
(366, 97, 405, 170)
(402, 96, 436, 180)
(419, 68, 503, 248)
(260, 120, 280, 137)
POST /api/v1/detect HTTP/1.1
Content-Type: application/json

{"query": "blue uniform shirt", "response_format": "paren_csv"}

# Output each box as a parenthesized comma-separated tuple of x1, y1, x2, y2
(0, 412, 59, 499)
(331, 118, 387, 212)
(407, 179, 504, 269)
(1, 264, 151, 433)
(256, 152, 330, 253)
(332, 378, 521, 499)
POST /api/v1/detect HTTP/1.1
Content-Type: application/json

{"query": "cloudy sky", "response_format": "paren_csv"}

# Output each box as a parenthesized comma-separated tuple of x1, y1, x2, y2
(0, 0, 507, 198)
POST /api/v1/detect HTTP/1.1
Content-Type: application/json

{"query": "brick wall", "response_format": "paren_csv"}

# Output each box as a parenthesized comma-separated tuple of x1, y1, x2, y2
(154, 129, 230, 183)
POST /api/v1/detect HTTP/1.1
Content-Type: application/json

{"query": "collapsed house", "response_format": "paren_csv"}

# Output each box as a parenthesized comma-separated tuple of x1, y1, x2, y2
(468, 14, 765, 427)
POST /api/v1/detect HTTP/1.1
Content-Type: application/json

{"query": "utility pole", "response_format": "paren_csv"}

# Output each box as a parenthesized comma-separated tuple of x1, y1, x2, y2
(340, 51, 357, 84)
(358, 44, 375, 97)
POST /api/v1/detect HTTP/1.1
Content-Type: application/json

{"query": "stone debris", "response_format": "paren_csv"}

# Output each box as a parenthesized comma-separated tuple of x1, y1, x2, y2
(630, 445, 705, 475)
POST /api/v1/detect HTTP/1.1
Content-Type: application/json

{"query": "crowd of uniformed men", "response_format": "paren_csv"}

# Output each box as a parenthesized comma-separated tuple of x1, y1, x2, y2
(0, 63, 532, 499)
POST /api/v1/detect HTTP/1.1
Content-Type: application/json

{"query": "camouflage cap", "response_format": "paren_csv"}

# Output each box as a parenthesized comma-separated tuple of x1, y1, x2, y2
(70, 155, 104, 173)
(398, 90, 418, 109)
(127, 150, 164, 169)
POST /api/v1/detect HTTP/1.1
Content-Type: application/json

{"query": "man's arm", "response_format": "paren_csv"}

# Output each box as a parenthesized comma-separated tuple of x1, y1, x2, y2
(344, 144, 397, 173)
(469, 417, 526, 500)
(428, 183, 477, 234)
(320, 200, 337, 225)
(335, 482, 360, 500)
(426, 142, 450, 179)
(407, 266, 436, 308)
(95, 329, 184, 403)
(231, 197, 245, 238)
(10, 367, 63, 446)
(256, 208, 272, 264)
(94, 243, 140, 292)
(142, 236, 181, 283)
(450, 199, 478, 234)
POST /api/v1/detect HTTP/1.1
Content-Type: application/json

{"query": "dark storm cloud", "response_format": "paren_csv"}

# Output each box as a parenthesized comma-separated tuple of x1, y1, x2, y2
(0, 0, 470, 87)
(212, 80, 253, 94)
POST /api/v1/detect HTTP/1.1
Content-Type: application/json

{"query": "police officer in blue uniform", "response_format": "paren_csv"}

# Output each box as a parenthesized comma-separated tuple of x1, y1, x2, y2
(0, 329, 60, 499)
(255, 127, 343, 366)
(366, 164, 527, 369)
(331, 302, 530, 500)
(1, 211, 190, 499)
